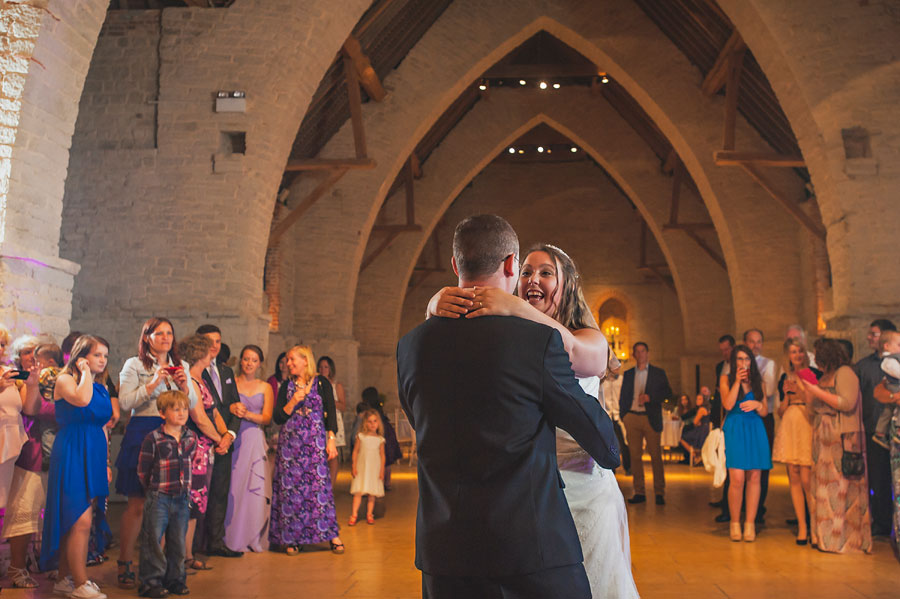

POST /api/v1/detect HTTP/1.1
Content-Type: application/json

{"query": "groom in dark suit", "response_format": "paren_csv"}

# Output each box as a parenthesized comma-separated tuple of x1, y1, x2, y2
(397, 215, 620, 599)
(620, 342, 672, 505)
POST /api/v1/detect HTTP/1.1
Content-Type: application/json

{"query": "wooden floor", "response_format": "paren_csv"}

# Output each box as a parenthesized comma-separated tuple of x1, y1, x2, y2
(8, 463, 899, 598)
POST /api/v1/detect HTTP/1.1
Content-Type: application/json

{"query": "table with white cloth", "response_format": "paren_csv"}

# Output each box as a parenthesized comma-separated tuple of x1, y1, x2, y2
(661, 418, 684, 447)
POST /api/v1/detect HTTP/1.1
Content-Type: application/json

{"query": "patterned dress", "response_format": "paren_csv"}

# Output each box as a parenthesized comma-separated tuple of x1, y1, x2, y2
(890, 404, 900, 541)
(188, 377, 216, 517)
(269, 380, 339, 546)
(810, 385, 872, 553)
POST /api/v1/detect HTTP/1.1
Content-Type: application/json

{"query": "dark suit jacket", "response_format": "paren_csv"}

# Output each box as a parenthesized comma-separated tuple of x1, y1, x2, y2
(618, 364, 672, 433)
(397, 316, 620, 578)
(202, 362, 241, 447)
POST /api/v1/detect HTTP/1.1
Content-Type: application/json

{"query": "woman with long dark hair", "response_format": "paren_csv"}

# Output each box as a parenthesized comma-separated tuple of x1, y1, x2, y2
(720, 344, 771, 542)
(115, 318, 195, 589)
(802, 338, 871, 553)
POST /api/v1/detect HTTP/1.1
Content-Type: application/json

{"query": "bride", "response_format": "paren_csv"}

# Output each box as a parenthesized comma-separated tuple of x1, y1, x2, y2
(429, 243, 640, 599)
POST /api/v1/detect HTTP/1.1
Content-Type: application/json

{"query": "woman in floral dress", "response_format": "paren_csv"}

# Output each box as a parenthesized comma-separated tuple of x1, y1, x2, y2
(269, 345, 343, 555)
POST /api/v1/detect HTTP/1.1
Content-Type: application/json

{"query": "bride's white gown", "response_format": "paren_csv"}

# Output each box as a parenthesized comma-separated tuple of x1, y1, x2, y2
(556, 376, 640, 599)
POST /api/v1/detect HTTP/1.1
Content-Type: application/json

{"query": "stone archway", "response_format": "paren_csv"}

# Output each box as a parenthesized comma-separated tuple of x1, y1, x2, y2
(0, 0, 108, 338)
(716, 0, 900, 344)
(283, 0, 811, 387)
(59, 0, 371, 364)
(350, 88, 736, 398)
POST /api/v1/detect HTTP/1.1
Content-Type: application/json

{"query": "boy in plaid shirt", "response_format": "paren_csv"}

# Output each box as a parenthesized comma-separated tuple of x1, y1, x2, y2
(137, 390, 196, 597)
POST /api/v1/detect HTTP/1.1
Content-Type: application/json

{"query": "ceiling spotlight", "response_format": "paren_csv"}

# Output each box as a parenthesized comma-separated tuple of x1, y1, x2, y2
(571, 147, 578, 153)
(601, 75, 609, 84)
(508, 147, 516, 154)
(547, 149, 552, 154)
(518, 149, 525, 154)
(552, 83, 560, 89)
(537, 146, 544, 153)
(539, 81, 548, 90)
(519, 79, 527, 86)
(479, 83, 487, 91)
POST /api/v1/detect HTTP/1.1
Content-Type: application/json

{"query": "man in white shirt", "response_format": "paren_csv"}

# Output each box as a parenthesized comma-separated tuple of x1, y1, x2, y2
(744, 329, 775, 524)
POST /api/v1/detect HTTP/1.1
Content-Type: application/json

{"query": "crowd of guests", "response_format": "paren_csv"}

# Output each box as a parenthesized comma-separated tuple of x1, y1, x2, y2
(0, 319, 403, 598)
(704, 322, 900, 553)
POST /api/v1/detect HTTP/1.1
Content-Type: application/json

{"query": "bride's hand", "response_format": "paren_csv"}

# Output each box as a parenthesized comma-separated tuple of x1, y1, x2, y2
(426, 286, 475, 319)
(466, 287, 524, 318)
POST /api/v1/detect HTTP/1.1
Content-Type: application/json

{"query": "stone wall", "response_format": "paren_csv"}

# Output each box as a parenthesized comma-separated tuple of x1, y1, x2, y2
(60, 0, 370, 370)
(0, 0, 107, 339)
(398, 161, 690, 396)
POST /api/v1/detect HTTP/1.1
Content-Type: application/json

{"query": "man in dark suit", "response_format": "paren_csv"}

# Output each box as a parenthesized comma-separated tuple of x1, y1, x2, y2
(711, 334, 734, 517)
(196, 324, 243, 558)
(619, 342, 672, 505)
(397, 215, 620, 599)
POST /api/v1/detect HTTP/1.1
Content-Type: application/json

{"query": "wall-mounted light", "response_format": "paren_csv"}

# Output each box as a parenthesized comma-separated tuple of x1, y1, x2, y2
(215, 90, 246, 113)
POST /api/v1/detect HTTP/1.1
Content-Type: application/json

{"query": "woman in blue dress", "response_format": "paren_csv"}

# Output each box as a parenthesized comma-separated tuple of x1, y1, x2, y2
(41, 335, 113, 599)
(720, 344, 772, 543)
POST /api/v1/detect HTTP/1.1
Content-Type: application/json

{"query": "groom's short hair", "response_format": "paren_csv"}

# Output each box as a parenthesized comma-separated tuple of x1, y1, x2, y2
(452, 215, 519, 279)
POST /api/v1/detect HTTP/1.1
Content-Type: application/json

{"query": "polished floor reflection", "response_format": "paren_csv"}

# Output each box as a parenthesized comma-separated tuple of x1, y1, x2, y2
(10, 464, 898, 598)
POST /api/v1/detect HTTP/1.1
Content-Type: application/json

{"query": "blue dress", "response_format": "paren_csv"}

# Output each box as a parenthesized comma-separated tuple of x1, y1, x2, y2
(722, 391, 772, 470)
(40, 382, 112, 571)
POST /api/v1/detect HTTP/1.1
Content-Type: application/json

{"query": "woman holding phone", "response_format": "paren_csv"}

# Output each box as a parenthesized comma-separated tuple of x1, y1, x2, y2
(115, 318, 196, 589)
(720, 344, 771, 542)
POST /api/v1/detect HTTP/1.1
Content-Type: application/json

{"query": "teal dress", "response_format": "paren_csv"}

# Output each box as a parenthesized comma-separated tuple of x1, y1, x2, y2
(722, 391, 772, 470)
(40, 382, 112, 571)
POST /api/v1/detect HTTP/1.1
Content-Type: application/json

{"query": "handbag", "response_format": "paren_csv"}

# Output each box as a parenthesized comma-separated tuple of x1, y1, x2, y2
(840, 431, 865, 477)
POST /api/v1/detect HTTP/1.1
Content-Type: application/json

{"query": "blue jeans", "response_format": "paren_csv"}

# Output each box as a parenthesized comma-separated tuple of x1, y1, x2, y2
(139, 491, 189, 589)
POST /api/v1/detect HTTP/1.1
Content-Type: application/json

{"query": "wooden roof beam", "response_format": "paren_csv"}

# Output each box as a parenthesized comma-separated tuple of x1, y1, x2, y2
(342, 36, 386, 102)
(714, 150, 805, 168)
(268, 169, 346, 248)
(484, 64, 600, 79)
(284, 158, 375, 171)
(722, 45, 746, 151)
(702, 30, 746, 97)
(740, 163, 826, 240)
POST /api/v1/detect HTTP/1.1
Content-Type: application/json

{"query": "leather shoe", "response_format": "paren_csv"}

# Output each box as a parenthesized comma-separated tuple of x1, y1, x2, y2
(715, 513, 730, 523)
(709, 500, 724, 508)
(208, 547, 243, 558)
(655, 494, 665, 505)
(627, 494, 646, 504)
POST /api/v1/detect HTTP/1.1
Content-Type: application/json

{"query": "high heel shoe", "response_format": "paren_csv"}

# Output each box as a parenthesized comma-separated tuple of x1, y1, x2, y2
(796, 530, 808, 546)
(743, 522, 756, 542)
(730, 522, 742, 542)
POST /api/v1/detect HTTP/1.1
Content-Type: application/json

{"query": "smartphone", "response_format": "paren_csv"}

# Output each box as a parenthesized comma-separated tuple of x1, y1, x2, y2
(164, 366, 181, 374)
(9, 369, 30, 380)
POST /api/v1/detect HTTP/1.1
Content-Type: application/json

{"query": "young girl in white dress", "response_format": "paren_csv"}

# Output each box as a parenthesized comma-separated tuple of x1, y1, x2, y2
(348, 409, 386, 526)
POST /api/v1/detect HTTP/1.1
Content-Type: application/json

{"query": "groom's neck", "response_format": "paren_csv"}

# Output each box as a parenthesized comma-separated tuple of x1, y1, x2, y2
(459, 274, 507, 290)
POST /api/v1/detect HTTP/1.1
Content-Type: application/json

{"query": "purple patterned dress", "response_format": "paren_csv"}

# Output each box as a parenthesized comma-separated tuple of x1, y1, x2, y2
(269, 380, 339, 546)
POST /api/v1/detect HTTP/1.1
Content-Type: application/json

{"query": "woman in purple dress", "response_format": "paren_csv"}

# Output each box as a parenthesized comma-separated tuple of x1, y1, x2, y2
(269, 345, 343, 555)
(225, 345, 273, 552)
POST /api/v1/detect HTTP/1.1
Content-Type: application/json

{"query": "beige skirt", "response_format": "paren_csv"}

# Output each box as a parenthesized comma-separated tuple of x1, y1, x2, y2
(1, 466, 48, 538)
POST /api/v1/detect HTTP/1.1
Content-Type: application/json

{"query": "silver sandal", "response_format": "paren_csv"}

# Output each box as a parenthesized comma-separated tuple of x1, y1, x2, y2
(9, 566, 39, 588)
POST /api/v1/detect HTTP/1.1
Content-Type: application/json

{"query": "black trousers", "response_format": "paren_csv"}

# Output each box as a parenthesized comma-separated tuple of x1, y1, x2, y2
(202, 449, 233, 552)
(423, 563, 590, 599)
(614, 419, 631, 473)
(866, 436, 893, 534)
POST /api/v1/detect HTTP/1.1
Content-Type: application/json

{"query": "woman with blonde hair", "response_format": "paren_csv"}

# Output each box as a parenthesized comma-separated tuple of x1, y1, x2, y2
(771, 336, 819, 545)
(268, 345, 343, 555)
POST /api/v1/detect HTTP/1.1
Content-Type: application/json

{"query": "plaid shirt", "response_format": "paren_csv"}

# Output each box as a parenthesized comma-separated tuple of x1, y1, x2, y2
(137, 426, 197, 496)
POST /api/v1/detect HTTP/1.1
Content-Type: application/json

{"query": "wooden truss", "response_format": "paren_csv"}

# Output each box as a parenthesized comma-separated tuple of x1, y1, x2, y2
(360, 154, 422, 271)
(269, 37, 385, 249)
(707, 31, 825, 240)
(662, 157, 726, 270)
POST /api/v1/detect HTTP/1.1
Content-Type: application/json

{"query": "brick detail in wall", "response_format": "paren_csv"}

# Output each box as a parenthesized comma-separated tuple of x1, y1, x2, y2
(0, 0, 42, 243)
